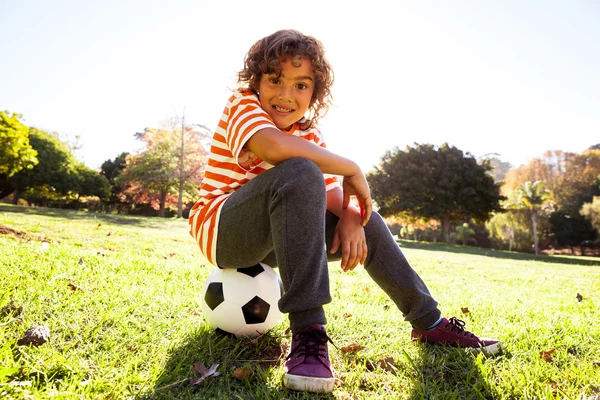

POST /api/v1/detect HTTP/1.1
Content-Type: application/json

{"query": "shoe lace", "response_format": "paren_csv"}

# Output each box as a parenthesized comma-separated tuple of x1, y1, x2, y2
(446, 317, 476, 338)
(287, 327, 337, 361)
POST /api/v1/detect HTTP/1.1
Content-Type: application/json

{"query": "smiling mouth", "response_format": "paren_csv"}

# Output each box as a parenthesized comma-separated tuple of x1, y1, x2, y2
(273, 105, 294, 113)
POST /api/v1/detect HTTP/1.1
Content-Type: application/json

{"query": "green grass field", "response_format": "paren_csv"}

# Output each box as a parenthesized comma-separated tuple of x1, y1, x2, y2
(1, 204, 599, 399)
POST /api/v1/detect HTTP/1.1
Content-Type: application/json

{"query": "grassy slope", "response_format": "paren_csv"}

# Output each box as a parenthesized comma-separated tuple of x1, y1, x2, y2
(0, 204, 599, 399)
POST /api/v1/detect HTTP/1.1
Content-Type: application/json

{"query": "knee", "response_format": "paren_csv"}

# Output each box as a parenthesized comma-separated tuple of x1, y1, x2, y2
(364, 211, 390, 238)
(277, 158, 325, 192)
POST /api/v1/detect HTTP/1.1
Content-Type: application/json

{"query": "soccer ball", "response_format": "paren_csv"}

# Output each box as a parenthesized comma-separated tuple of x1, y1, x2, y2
(200, 263, 284, 337)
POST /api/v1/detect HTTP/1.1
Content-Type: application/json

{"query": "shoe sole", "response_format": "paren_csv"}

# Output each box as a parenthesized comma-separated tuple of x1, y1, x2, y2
(467, 341, 503, 356)
(284, 373, 335, 393)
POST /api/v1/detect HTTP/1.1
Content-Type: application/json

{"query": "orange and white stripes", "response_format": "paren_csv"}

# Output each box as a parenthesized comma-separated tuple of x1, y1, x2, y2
(189, 90, 339, 266)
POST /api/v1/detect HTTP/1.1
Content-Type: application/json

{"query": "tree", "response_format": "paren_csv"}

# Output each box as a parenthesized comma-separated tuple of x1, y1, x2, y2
(550, 210, 596, 253)
(116, 120, 207, 217)
(486, 209, 532, 252)
(367, 143, 505, 242)
(0, 111, 39, 198)
(580, 196, 600, 233)
(74, 163, 111, 201)
(510, 181, 554, 255)
(455, 223, 475, 246)
(479, 154, 512, 183)
(9, 128, 79, 204)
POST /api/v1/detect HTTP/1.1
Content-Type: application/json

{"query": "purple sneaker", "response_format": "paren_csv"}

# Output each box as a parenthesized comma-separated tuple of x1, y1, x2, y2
(283, 324, 335, 393)
(411, 317, 503, 356)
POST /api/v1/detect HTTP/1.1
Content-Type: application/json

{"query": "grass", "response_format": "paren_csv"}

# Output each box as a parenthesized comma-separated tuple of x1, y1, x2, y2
(0, 203, 599, 399)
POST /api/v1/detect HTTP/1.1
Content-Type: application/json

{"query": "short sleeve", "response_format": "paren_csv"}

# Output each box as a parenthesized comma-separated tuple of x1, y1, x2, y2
(226, 93, 276, 171)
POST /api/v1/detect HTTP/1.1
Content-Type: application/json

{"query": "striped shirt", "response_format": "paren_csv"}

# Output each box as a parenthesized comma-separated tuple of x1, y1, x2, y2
(189, 89, 339, 266)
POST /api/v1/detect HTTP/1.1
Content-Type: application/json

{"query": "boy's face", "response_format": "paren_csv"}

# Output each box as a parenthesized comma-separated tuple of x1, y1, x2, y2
(257, 56, 315, 130)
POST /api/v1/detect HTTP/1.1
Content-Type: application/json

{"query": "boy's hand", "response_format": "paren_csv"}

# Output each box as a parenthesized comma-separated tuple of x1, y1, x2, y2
(342, 173, 372, 227)
(330, 209, 367, 272)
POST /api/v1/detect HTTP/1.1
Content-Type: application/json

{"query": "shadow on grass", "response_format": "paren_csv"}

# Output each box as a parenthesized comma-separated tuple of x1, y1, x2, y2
(397, 239, 600, 267)
(0, 204, 175, 229)
(146, 326, 332, 400)
(408, 344, 502, 400)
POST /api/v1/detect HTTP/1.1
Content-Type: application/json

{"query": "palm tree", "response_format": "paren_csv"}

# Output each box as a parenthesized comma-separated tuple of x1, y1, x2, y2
(511, 181, 554, 255)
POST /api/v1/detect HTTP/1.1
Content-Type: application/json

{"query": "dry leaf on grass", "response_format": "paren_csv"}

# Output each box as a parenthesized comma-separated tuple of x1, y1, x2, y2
(1, 302, 23, 318)
(593, 360, 600, 367)
(77, 258, 86, 267)
(576, 293, 584, 302)
(190, 363, 219, 386)
(343, 312, 353, 318)
(461, 307, 470, 314)
(366, 357, 395, 371)
(67, 283, 84, 292)
(233, 368, 253, 381)
(188, 308, 202, 316)
(17, 325, 50, 346)
(540, 349, 556, 363)
(341, 343, 366, 353)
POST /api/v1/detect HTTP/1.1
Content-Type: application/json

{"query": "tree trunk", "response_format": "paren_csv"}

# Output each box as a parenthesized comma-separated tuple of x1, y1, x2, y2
(158, 190, 167, 218)
(442, 215, 450, 243)
(177, 113, 185, 218)
(11, 188, 21, 205)
(531, 210, 539, 255)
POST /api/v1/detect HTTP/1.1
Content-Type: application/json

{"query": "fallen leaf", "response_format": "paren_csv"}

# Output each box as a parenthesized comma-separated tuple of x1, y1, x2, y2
(107, 232, 112, 236)
(383, 304, 390, 310)
(97, 251, 106, 256)
(17, 325, 50, 346)
(576, 293, 584, 302)
(343, 312, 353, 318)
(169, 253, 176, 257)
(78, 258, 86, 267)
(363, 286, 370, 293)
(190, 363, 219, 386)
(540, 349, 556, 363)
(593, 360, 600, 367)
(233, 368, 253, 381)
(366, 357, 395, 371)
(461, 307, 470, 314)
(188, 308, 202, 316)
(0, 302, 23, 318)
(67, 283, 84, 292)
(96, 223, 102, 228)
(341, 343, 366, 353)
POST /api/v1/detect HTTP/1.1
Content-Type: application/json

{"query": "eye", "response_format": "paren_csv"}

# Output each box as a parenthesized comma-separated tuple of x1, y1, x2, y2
(268, 77, 280, 84)
(296, 83, 309, 90)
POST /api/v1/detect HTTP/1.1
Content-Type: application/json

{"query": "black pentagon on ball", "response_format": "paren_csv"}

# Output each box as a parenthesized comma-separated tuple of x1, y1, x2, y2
(237, 264, 265, 278)
(204, 282, 224, 310)
(241, 296, 270, 324)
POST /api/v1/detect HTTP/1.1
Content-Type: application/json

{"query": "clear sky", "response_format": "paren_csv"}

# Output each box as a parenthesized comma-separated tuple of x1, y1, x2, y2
(1, 0, 599, 172)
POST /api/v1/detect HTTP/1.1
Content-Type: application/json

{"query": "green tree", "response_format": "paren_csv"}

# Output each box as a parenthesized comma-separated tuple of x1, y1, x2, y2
(74, 163, 111, 201)
(455, 223, 475, 246)
(367, 143, 505, 242)
(580, 196, 600, 232)
(0, 112, 39, 198)
(510, 181, 554, 255)
(9, 128, 79, 204)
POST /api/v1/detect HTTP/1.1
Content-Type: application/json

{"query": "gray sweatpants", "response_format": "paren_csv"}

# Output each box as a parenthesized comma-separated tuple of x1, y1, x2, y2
(216, 158, 441, 331)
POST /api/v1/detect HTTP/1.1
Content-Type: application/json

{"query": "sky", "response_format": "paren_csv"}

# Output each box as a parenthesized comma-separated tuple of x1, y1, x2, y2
(1, 0, 599, 173)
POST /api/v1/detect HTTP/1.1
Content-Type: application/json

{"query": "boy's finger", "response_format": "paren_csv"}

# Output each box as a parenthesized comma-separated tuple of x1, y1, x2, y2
(360, 242, 368, 265)
(330, 231, 340, 254)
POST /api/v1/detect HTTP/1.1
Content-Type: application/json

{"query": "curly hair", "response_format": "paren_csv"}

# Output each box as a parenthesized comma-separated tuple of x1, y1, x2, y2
(238, 29, 334, 128)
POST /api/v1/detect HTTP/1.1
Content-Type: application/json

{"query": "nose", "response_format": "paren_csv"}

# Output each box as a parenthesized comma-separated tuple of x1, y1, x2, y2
(276, 84, 293, 102)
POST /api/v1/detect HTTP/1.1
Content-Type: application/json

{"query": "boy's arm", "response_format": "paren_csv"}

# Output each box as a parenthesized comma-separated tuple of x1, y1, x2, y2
(246, 127, 372, 225)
